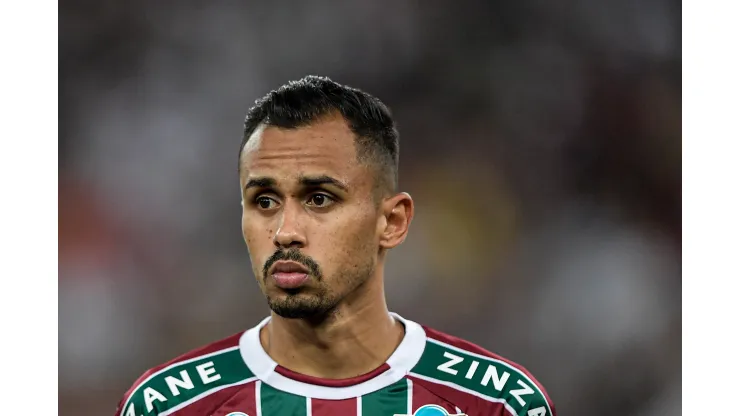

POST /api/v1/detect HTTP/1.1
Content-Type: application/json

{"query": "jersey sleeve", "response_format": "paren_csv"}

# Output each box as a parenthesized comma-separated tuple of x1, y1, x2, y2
(417, 326, 557, 416)
(112, 332, 246, 416)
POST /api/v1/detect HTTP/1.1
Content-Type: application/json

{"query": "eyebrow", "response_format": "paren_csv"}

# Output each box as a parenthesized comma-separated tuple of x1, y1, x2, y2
(244, 177, 276, 190)
(299, 175, 349, 193)
(244, 175, 349, 193)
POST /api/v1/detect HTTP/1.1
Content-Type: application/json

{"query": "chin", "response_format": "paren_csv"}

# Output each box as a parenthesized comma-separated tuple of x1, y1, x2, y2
(266, 293, 336, 320)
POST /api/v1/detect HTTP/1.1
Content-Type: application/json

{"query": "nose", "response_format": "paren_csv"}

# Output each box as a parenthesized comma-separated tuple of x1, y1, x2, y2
(273, 201, 307, 249)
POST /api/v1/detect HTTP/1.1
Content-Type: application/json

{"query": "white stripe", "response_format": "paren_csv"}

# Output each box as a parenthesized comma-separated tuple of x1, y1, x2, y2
(406, 378, 413, 414)
(256, 380, 262, 416)
(121, 346, 240, 413)
(409, 372, 517, 416)
(455, 406, 462, 413)
(356, 395, 362, 416)
(426, 338, 553, 416)
(159, 376, 256, 416)
(306, 396, 312, 416)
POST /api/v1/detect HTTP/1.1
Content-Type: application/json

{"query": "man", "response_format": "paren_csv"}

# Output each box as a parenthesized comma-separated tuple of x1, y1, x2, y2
(115, 76, 556, 416)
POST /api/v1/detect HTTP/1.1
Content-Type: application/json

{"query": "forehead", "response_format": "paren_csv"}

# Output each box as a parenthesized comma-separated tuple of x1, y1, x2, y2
(240, 115, 365, 186)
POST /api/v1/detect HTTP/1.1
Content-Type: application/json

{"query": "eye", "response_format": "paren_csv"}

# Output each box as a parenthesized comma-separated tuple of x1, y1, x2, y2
(255, 196, 278, 210)
(306, 193, 335, 208)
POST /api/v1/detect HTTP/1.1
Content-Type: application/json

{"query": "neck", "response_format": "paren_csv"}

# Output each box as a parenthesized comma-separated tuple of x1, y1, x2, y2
(260, 273, 404, 380)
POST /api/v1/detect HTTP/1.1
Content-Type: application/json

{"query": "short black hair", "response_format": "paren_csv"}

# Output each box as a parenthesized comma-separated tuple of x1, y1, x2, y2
(239, 76, 399, 193)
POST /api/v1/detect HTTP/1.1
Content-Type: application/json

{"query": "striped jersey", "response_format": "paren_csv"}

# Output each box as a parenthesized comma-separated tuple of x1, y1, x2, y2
(115, 313, 556, 416)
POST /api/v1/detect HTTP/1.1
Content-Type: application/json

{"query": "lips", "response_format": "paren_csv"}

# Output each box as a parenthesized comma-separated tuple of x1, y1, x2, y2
(269, 261, 310, 289)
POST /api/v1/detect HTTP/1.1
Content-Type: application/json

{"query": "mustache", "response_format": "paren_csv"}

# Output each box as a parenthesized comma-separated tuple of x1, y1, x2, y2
(263, 248, 322, 280)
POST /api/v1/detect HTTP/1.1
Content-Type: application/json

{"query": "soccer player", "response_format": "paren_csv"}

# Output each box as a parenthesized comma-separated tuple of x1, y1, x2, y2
(115, 76, 557, 416)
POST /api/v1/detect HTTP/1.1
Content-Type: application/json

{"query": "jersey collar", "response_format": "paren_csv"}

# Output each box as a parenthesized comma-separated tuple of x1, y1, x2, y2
(238, 312, 427, 399)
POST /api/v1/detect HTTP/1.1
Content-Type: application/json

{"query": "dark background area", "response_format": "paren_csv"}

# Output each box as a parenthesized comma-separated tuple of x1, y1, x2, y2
(59, 1, 681, 415)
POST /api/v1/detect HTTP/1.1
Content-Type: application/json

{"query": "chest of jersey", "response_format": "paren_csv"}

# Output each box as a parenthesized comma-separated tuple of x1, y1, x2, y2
(191, 378, 466, 416)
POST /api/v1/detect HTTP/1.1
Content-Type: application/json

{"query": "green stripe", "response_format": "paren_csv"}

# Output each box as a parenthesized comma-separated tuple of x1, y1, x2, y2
(124, 348, 254, 415)
(412, 341, 551, 416)
(362, 378, 409, 415)
(260, 382, 307, 415)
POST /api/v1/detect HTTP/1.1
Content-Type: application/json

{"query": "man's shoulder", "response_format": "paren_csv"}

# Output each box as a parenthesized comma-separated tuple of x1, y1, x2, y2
(420, 325, 535, 377)
(115, 332, 255, 416)
(411, 325, 557, 416)
(128, 331, 245, 391)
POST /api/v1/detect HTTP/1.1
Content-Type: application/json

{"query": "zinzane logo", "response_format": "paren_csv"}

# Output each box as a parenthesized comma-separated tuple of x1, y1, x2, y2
(394, 404, 467, 416)
(436, 351, 548, 416)
(225, 413, 249, 416)
(122, 360, 225, 416)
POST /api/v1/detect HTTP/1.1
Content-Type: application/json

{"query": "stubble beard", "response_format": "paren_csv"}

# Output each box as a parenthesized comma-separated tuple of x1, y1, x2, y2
(266, 287, 336, 320)
(260, 239, 378, 321)
(265, 262, 375, 321)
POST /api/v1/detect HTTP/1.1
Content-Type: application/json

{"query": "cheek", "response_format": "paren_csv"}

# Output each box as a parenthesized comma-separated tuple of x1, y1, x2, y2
(242, 216, 275, 283)
(320, 212, 378, 267)
(241, 212, 255, 245)
(241, 212, 275, 257)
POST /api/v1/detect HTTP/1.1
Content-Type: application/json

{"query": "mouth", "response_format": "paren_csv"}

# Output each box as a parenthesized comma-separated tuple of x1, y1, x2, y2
(268, 260, 310, 289)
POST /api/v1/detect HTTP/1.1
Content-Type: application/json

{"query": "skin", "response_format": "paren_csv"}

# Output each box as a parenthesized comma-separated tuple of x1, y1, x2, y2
(239, 113, 414, 379)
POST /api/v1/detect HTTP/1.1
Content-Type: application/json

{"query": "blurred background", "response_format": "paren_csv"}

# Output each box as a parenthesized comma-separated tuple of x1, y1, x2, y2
(59, 1, 681, 415)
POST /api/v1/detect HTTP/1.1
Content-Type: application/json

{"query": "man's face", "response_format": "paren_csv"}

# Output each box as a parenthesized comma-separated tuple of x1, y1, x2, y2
(239, 115, 382, 319)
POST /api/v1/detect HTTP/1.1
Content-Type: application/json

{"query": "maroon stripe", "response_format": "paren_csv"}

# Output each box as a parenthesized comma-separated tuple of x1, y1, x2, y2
(311, 397, 358, 416)
(410, 378, 461, 415)
(274, 363, 391, 388)
(191, 379, 258, 416)
(409, 375, 509, 416)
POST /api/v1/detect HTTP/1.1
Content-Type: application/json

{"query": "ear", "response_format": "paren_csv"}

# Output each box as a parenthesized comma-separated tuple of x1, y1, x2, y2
(379, 192, 414, 249)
